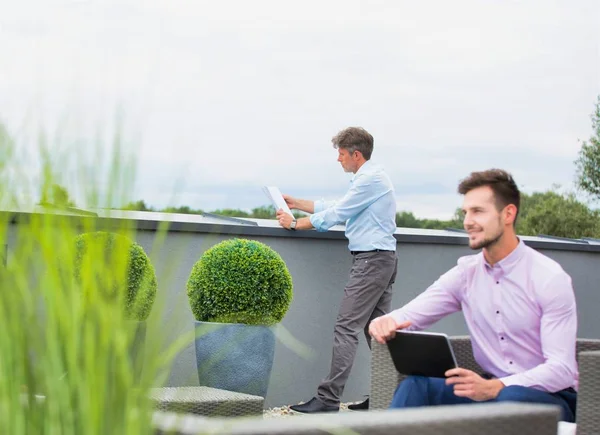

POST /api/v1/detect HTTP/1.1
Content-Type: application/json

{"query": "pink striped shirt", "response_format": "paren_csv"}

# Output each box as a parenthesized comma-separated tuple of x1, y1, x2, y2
(388, 240, 578, 392)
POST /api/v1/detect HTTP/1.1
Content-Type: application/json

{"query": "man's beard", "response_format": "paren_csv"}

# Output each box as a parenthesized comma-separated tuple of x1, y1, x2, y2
(469, 228, 504, 250)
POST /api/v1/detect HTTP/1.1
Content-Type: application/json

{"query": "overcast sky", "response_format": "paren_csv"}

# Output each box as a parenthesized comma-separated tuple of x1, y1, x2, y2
(1, 0, 599, 218)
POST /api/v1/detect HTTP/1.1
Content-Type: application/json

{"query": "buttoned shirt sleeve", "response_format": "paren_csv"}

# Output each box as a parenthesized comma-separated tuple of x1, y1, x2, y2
(309, 173, 391, 232)
(499, 271, 578, 392)
(386, 264, 465, 330)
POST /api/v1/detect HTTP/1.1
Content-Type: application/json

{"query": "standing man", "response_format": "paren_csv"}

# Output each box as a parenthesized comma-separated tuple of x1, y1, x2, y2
(276, 126, 398, 413)
(369, 169, 578, 422)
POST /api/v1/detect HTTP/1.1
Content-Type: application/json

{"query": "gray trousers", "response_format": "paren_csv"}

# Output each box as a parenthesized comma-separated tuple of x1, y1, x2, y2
(317, 250, 398, 406)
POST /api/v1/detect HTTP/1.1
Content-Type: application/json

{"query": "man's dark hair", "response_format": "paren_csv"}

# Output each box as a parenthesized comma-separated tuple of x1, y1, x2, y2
(331, 127, 373, 160)
(458, 169, 521, 224)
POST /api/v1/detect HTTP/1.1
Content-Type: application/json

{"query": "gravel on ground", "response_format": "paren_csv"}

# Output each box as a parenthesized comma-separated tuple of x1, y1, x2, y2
(263, 402, 359, 419)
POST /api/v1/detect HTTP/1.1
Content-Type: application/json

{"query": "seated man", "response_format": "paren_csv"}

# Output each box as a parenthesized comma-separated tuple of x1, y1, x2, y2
(369, 169, 578, 422)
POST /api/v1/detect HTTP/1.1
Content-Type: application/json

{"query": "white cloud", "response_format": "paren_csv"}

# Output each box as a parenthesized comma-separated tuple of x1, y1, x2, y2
(0, 0, 598, 215)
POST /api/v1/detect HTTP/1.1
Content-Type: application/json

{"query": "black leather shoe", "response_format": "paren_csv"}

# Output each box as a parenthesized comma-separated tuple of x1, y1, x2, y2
(347, 397, 369, 411)
(289, 397, 339, 413)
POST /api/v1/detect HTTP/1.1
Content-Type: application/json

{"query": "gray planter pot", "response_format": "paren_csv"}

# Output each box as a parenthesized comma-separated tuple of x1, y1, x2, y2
(194, 321, 275, 398)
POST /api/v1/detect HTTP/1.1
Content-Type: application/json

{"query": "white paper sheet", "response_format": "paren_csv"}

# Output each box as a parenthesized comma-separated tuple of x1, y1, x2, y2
(262, 186, 293, 216)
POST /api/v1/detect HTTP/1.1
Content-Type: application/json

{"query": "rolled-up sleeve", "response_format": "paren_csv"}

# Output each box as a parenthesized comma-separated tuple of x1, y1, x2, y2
(500, 272, 578, 392)
(310, 174, 390, 232)
(313, 199, 337, 214)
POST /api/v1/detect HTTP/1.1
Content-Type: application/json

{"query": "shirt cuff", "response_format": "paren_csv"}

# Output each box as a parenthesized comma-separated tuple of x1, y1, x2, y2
(498, 375, 523, 389)
(309, 212, 329, 232)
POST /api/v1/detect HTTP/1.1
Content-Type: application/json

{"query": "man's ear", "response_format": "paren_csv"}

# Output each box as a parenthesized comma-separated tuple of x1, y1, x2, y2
(505, 204, 518, 225)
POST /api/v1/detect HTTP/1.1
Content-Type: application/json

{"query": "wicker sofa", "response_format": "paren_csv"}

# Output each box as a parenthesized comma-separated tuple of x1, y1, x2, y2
(153, 402, 560, 434)
(371, 336, 600, 435)
(150, 386, 264, 417)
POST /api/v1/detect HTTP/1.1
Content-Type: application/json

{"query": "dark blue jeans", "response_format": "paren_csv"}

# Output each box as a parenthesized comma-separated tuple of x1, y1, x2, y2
(390, 375, 577, 422)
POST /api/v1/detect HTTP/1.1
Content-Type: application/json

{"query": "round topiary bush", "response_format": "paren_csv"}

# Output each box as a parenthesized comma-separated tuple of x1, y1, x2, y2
(74, 231, 157, 321)
(187, 238, 293, 326)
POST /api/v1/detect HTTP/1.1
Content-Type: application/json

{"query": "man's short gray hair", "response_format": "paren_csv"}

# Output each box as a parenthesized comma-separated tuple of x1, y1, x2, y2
(331, 127, 374, 160)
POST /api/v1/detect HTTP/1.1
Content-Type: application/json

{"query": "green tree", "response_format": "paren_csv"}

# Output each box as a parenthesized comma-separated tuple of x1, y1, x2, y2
(449, 208, 465, 229)
(251, 205, 277, 219)
(249, 205, 304, 219)
(395, 209, 463, 230)
(395, 211, 421, 228)
(210, 208, 251, 218)
(518, 190, 600, 239)
(209, 207, 304, 219)
(39, 183, 75, 207)
(161, 205, 203, 214)
(121, 200, 154, 212)
(575, 96, 600, 199)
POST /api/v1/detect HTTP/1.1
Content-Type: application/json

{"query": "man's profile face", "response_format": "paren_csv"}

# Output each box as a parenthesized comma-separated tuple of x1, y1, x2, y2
(337, 148, 356, 173)
(462, 186, 505, 250)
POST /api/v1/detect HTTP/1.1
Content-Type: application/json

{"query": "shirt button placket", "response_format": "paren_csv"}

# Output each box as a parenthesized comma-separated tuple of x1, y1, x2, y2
(494, 279, 507, 352)
(497, 310, 506, 346)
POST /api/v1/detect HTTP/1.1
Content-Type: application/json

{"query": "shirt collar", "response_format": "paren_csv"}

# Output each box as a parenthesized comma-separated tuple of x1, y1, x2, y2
(483, 238, 526, 274)
(351, 160, 374, 181)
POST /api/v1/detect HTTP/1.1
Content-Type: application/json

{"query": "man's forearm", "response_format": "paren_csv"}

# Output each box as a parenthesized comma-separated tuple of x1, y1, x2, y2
(295, 216, 314, 230)
(294, 199, 314, 214)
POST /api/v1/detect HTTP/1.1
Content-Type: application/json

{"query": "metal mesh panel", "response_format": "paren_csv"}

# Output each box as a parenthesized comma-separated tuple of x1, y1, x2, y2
(150, 386, 264, 417)
(575, 349, 600, 435)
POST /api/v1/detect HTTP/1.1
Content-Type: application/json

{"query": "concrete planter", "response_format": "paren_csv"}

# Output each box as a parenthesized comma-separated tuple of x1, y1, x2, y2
(194, 321, 275, 398)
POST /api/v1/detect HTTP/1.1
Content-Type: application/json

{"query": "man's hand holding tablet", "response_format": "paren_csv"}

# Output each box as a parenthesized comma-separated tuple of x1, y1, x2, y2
(368, 316, 412, 344)
(369, 315, 505, 400)
(445, 368, 505, 401)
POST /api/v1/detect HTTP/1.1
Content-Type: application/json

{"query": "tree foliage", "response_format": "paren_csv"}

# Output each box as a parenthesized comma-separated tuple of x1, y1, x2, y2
(119, 202, 304, 219)
(395, 210, 463, 230)
(122, 200, 154, 212)
(517, 191, 600, 239)
(39, 183, 75, 207)
(209, 208, 250, 218)
(575, 96, 600, 199)
(119, 188, 600, 239)
(396, 190, 600, 239)
(250, 205, 277, 219)
(161, 205, 203, 214)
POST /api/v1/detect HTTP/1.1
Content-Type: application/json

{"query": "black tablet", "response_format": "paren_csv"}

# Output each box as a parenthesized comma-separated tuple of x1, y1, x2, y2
(386, 330, 458, 378)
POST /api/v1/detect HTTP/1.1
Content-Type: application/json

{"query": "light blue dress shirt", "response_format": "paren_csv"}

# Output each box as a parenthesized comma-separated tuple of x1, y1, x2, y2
(309, 160, 397, 252)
